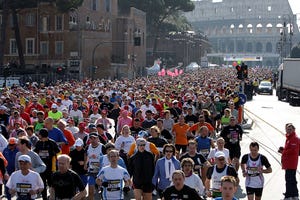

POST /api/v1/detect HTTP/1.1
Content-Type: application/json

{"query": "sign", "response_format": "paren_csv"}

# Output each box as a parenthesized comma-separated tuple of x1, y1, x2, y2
(238, 93, 247, 105)
(224, 56, 263, 61)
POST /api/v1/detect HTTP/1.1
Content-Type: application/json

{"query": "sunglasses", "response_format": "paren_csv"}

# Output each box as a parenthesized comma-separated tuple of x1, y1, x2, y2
(138, 144, 146, 147)
(165, 150, 173, 153)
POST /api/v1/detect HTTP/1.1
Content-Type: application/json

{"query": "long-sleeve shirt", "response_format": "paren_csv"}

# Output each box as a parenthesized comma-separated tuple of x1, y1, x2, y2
(15, 151, 46, 173)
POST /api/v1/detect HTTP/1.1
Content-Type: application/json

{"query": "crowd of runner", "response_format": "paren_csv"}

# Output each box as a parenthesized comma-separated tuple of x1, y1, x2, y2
(0, 67, 274, 200)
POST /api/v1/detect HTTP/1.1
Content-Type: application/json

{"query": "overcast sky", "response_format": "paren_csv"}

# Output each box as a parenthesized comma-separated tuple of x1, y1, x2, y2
(288, 0, 300, 14)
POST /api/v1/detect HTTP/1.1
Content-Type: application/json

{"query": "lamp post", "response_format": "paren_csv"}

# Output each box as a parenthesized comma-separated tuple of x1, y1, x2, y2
(279, 15, 293, 63)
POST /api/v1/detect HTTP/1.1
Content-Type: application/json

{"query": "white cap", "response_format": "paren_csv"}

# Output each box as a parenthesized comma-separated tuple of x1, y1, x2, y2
(0, 105, 7, 110)
(172, 100, 179, 104)
(51, 104, 58, 109)
(215, 151, 225, 158)
(74, 138, 84, 147)
(18, 155, 31, 163)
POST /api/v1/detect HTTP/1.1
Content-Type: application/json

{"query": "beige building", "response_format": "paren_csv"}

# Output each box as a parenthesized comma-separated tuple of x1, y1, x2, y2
(0, 0, 146, 81)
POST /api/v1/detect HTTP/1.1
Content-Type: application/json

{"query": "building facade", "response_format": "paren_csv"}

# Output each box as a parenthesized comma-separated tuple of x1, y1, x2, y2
(185, 0, 300, 67)
(0, 0, 146, 82)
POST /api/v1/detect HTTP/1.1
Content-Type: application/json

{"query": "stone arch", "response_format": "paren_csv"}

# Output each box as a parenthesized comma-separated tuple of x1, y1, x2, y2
(266, 23, 273, 33)
(266, 42, 272, 53)
(246, 42, 253, 52)
(256, 23, 263, 33)
(247, 24, 253, 33)
(238, 24, 244, 33)
(230, 24, 235, 34)
(276, 23, 283, 33)
(256, 42, 263, 52)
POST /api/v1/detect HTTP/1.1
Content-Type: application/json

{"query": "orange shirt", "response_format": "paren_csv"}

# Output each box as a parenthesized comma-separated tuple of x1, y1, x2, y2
(189, 122, 214, 133)
(61, 129, 75, 155)
(128, 142, 159, 157)
(172, 123, 190, 145)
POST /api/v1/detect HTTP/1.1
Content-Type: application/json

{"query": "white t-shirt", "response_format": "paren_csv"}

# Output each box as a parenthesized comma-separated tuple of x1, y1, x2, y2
(89, 114, 101, 124)
(185, 173, 205, 195)
(69, 110, 83, 120)
(115, 135, 135, 153)
(6, 170, 44, 199)
(97, 165, 130, 200)
(207, 148, 230, 163)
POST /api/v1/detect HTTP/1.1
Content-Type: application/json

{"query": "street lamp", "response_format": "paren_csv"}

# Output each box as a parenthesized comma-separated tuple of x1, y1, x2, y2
(278, 14, 293, 63)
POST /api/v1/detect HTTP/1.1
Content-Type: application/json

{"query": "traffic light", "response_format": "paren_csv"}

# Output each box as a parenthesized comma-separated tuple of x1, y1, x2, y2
(236, 65, 243, 80)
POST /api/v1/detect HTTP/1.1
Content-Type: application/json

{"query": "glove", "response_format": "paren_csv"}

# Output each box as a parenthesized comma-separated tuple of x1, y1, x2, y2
(102, 182, 108, 187)
(123, 186, 130, 194)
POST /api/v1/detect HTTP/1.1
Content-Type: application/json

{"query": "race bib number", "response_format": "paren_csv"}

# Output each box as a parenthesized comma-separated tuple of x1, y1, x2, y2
(107, 180, 121, 192)
(90, 162, 100, 173)
(17, 183, 31, 195)
(39, 150, 49, 158)
(247, 167, 260, 176)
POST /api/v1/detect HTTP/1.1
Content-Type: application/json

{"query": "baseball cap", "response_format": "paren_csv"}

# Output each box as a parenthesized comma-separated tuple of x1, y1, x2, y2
(138, 130, 148, 138)
(89, 132, 98, 138)
(101, 110, 107, 114)
(78, 122, 86, 128)
(88, 124, 96, 129)
(18, 155, 31, 163)
(8, 137, 17, 145)
(74, 138, 84, 147)
(0, 105, 7, 110)
(136, 138, 146, 145)
(172, 100, 179, 104)
(215, 151, 225, 158)
(51, 104, 58, 109)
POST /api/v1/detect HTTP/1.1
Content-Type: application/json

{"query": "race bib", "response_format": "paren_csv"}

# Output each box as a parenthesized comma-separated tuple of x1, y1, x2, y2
(39, 150, 49, 158)
(247, 167, 260, 176)
(17, 183, 31, 196)
(90, 162, 100, 173)
(107, 180, 121, 192)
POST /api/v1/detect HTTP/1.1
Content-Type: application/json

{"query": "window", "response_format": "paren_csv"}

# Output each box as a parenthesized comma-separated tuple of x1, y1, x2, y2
(10, 39, 17, 54)
(25, 13, 35, 26)
(55, 41, 64, 55)
(92, 0, 97, 11)
(0, 15, 2, 25)
(267, 6, 271, 11)
(26, 38, 35, 54)
(40, 41, 49, 55)
(105, 0, 111, 12)
(41, 16, 50, 32)
(56, 15, 63, 31)
(230, 7, 234, 12)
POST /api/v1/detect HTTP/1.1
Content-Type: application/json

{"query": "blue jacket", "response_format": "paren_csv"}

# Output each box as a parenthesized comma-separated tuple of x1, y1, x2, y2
(3, 146, 18, 175)
(152, 156, 181, 190)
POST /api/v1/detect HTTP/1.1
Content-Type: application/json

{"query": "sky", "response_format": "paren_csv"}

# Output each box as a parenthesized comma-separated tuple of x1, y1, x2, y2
(289, 0, 300, 14)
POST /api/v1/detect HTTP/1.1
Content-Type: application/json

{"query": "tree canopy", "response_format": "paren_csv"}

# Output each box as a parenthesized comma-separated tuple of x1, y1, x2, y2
(118, 0, 195, 34)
